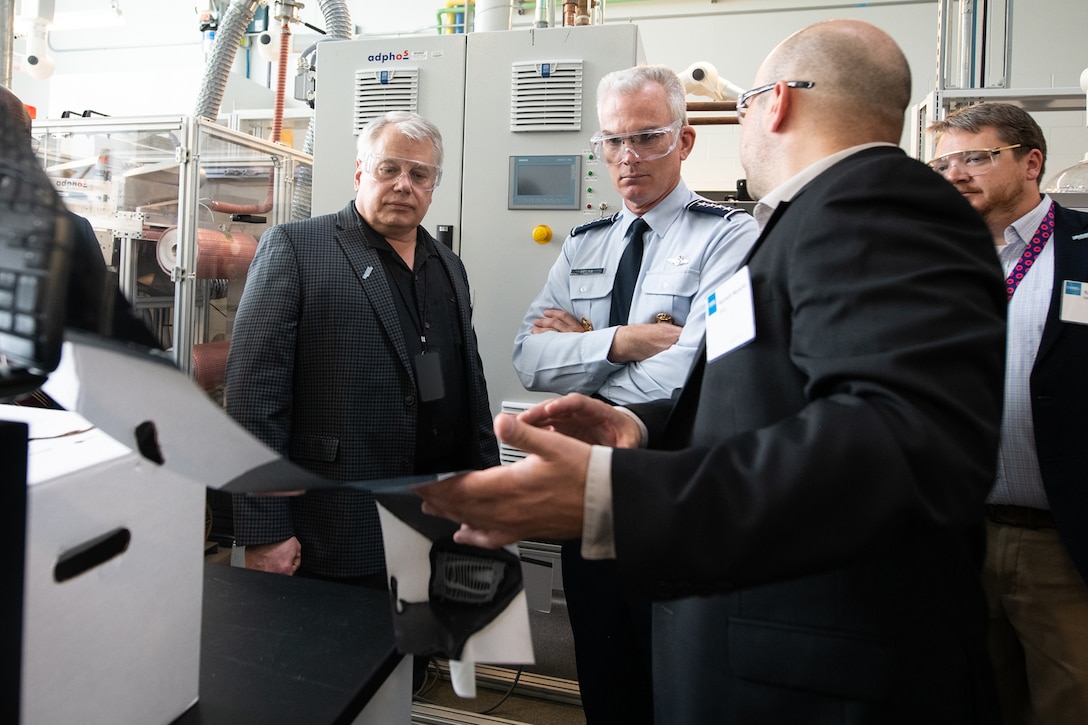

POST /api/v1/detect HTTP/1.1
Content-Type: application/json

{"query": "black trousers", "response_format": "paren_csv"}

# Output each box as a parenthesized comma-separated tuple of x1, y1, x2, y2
(562, 540, 654, 724)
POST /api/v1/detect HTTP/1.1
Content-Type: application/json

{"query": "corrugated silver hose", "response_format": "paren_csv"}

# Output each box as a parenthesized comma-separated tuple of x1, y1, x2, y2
(318, 0, 353, 39)
(291, 119, 316, 220)
(293, 0, 353, 220)
(193, 0, 261, 122)
(193, 0, 353, 220)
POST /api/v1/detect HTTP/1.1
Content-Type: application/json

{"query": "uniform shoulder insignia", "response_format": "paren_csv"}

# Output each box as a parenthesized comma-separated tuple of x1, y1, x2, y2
(570, 212, 620, 237)
(686, 198, 746, 218)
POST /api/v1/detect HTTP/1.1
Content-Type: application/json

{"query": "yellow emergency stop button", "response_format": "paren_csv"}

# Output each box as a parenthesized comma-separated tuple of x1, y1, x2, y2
(532, 225, 553, 244)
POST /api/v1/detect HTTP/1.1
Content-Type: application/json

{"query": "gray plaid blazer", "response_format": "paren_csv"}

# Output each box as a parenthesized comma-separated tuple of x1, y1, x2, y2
(226, 201, 499, 578)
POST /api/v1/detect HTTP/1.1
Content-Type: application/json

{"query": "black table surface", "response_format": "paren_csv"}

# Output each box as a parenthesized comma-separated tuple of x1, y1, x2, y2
(175, 564, 402, 725)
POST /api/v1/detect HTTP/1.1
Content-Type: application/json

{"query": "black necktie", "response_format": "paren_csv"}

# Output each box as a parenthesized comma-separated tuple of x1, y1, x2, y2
(610, 218, 649, 327)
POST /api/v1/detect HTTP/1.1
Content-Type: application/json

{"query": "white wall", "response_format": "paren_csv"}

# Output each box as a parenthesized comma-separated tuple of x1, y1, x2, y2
(602, 0, 942, 191)
(10, 0, 1088, 188)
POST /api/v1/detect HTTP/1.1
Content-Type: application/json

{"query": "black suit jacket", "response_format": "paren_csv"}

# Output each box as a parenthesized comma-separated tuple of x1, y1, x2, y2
(1034, 203, 1088, 584)
(226, 202, 499, 578)
(615, 147, 1006, 723)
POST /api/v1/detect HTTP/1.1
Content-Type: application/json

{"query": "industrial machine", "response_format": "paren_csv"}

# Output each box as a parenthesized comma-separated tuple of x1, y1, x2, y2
(459, 25, 645, 422)
(31, 115, 313, 397)
(311, 33, 468, 246)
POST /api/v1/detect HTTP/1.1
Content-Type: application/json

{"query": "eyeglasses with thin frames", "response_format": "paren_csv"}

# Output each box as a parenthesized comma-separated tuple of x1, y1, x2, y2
(736, 81, 816, 121)
(926, 144, 1023, 178)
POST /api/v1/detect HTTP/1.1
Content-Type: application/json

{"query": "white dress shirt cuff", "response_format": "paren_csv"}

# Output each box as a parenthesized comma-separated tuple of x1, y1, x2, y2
(581, 445, 617, 560)
(613, 405, 649, 446)
(581, 407, 648, 560)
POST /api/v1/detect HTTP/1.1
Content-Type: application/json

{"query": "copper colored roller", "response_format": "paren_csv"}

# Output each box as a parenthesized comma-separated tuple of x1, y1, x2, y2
(192, 339, 231, 391)
(157, 227, 260, 279)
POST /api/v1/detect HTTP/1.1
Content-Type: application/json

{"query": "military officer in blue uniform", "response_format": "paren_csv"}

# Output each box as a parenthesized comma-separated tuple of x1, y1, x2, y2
(511, 65, 759, 723)
(513, 197, 755, 405)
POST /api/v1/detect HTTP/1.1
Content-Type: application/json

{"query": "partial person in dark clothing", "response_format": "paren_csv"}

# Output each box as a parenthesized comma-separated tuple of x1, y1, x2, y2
(2, 84, 158, 408)
(2, 84, 158, 351)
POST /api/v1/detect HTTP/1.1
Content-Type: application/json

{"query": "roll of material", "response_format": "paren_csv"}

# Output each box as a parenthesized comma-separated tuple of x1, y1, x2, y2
(157, 227, 259, 279)
(192, 339, 231, 391)
(473, 0, 513, 31)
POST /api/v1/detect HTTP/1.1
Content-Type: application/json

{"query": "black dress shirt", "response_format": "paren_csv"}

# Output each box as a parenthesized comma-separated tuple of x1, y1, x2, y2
(371, 229, 472, 475)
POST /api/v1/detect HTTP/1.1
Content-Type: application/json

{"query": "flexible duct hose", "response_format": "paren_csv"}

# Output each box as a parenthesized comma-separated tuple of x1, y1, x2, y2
(293, 0, 354, 219)
(192, 0, 353, 220)
(193, 0, 261, 122)
(319, 0, 353, 40)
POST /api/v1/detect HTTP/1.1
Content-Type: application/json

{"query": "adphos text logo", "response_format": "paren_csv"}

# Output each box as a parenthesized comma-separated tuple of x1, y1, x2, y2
(368, 50, 410, 63)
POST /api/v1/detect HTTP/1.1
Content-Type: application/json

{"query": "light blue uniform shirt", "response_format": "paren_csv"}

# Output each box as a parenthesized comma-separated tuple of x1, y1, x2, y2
(512, 180, 759, 406)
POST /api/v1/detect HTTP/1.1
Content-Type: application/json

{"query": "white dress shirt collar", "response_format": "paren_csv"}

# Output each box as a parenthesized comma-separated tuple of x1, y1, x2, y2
(1002, 194, 1053, 250)
(753, 142, 896, 228)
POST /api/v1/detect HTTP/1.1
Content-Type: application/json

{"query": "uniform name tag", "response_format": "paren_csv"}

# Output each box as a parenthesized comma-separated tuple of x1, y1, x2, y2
(571, 268, 605, 276)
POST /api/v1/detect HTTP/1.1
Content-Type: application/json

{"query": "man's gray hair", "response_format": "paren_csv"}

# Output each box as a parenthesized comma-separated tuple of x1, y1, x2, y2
(597, 65, 688, 125)
(356, 111, 444, 167)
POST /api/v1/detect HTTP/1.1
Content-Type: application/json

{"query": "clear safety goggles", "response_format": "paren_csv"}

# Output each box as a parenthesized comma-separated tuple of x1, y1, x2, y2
(364, 154, 443, 191)
(590, 120, 683, 165)
(926, 144, 1022, 178)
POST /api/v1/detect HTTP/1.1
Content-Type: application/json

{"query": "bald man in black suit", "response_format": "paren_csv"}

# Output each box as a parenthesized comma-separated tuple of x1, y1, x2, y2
(419, 20, 1005, 723)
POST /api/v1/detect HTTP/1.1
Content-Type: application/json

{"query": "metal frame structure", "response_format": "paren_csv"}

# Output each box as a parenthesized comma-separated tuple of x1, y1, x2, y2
(912, 0, 1087, 160)
(32, 115, 312, 382)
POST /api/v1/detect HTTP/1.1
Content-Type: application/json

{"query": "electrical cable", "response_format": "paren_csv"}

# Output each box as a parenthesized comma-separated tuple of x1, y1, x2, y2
(478, 666, 524, 715)
(410, 661, 526, 717)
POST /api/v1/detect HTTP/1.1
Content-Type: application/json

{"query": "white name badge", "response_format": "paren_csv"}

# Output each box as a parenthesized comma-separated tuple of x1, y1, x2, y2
(1060, 280, 1088, 325)
(706, 266, 756, 362)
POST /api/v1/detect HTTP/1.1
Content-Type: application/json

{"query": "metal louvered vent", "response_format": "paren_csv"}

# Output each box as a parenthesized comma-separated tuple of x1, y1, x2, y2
(499, 401, 533, 464)
(353, 68, 420, 133)
(510, 60, 584, 132)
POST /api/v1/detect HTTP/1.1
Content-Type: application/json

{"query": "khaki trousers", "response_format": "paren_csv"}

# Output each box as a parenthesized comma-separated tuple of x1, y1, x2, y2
(983, 519, 1088, 725)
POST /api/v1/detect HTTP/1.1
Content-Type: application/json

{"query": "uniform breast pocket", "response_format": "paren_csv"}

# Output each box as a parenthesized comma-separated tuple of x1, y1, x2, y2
(640, 269, 700, 323)
(568, 275, 614, 320)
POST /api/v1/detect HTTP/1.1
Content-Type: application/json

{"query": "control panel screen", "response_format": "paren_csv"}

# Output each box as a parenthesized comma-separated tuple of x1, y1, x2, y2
(508, 155, 582, 210)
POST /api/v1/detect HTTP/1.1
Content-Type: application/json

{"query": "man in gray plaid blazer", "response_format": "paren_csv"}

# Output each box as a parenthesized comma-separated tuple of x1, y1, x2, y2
(225, 111, 499, 585)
